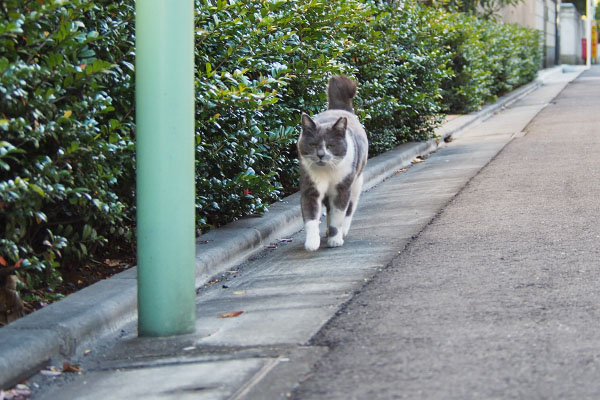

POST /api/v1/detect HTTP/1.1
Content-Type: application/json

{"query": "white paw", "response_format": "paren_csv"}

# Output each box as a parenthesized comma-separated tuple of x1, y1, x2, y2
(304, 220, 321, 252)
(327, 235, 344, 248)
(305, 233, 321, 252)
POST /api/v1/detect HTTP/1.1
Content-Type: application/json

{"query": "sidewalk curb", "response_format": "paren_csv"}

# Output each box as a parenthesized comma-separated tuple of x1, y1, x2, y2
(0, 67, 567, 389)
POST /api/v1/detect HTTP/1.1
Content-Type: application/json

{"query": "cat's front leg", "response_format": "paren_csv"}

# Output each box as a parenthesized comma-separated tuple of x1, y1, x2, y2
(301, 187, 323, 252)
(327, 205, 346, 248)
(304, 220, 321, 251)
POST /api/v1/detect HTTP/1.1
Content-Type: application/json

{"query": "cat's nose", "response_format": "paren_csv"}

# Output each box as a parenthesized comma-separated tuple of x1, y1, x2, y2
(317, 149, 325, 159)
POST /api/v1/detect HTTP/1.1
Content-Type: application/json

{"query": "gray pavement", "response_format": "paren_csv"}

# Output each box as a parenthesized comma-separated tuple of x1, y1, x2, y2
(0, 65, 592, 399)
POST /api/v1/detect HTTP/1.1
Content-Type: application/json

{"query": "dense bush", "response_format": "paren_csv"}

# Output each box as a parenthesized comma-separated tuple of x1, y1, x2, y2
(0, 0, 541, 300)
(0, 0, 135, 298)
(343, 2, 451, 153)
(434, 11, 542, 112)
(435, 12, 495, 112)
(486, 23, 542, 96)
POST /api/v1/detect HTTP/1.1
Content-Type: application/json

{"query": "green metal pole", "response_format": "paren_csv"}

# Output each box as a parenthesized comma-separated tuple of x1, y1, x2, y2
(135, 0, 196, 336)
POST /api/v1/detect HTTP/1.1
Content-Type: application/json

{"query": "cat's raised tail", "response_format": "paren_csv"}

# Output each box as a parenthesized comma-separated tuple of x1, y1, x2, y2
(327, 75, 357, 113)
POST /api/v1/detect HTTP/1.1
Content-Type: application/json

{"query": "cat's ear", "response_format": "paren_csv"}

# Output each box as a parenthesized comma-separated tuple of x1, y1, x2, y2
(331, 117, 347, 137)
(301, 113, 317, 135)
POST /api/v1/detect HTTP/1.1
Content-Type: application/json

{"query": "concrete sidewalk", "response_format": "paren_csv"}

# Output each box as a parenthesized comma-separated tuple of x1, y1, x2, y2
(0, 65, 585, 398)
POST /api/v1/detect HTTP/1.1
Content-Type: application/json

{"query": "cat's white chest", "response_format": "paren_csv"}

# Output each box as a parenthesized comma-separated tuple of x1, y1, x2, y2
(302, 138, 354, 194)
(306, 166, 347, 194)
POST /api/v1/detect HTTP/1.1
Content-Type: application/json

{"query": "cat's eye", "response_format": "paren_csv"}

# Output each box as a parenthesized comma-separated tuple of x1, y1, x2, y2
(326, 145, 334, 149)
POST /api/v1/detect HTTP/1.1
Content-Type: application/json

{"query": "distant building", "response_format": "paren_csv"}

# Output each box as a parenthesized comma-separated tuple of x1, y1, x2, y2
(559, 3, 585, 64)
(497, 0, 560, 67)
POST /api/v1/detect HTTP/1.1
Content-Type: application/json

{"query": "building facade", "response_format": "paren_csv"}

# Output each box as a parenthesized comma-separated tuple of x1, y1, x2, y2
(559, 3, 585, 64)
(497, 0, 560, 67)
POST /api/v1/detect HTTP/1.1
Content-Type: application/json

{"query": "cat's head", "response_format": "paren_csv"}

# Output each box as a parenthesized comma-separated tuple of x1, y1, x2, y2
(298, 114, 347, 168)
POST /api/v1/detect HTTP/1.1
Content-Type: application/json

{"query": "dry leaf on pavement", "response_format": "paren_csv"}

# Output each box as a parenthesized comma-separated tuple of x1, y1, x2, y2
(218, 311, 244, 318)
(62, 361, 81, 373)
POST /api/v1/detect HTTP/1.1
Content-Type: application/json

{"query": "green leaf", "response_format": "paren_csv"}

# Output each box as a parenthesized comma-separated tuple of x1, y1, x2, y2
(29, 183, 45, 198)
(46, 53, 64, 69)
(82, 224, 92, 240)
(34, 211, 48, 224)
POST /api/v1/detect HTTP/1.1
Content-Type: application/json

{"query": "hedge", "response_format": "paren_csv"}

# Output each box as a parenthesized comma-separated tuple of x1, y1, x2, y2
(0, 0, 541, 300)
(434, 10, 542, 112)
(0, 0, 136, 299)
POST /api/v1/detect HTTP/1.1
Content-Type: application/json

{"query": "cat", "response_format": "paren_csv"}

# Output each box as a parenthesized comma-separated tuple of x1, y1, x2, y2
(298, 75, 368, 251)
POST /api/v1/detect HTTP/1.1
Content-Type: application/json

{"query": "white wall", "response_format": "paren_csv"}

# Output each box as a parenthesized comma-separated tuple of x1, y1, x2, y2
(497, 0, 558, 67)
(560, 3, 584, 64)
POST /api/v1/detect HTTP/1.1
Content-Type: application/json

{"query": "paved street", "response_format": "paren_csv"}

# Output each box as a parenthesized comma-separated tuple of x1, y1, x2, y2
(292, 67, 600, 399)
(16, 66, 597, 400)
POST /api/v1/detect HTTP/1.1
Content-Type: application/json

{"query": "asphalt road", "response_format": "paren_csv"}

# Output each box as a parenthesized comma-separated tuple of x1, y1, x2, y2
(292, 67, 600, 400)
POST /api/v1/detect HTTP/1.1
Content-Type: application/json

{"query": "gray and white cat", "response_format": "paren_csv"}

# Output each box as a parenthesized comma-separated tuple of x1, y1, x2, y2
(298, 75, 368, 251)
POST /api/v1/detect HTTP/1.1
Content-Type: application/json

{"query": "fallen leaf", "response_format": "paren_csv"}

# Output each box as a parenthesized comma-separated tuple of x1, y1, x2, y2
(267, 244, 277, 249)
(182, 346, 196, 351)
(218, 311, 243, 318)
(412, 156, 424, 164)
(277, 238, 293, 243)
(233, 291, 246, 296)
(104, 259, 121, 267)
(300, 372, 314, 382)
(84, 349, 92, 356)
(62, 361, 81, 373)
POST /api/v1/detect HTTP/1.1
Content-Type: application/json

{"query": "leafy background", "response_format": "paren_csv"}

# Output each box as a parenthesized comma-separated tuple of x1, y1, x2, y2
(0, 0, 541, 309)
